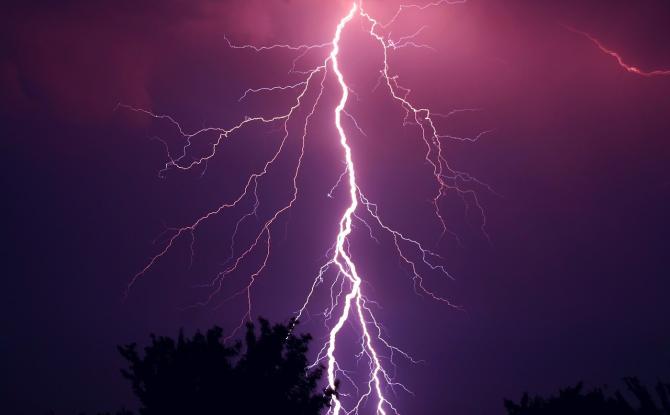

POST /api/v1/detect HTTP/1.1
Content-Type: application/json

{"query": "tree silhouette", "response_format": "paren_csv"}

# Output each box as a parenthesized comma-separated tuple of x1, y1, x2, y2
(504, 377, 670, 415)
(118, 318, 333, 415)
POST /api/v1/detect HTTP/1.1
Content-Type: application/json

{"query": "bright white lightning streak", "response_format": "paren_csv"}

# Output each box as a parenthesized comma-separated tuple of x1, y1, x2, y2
(324, 4, 390, 414)
(125, 1, 492, 413)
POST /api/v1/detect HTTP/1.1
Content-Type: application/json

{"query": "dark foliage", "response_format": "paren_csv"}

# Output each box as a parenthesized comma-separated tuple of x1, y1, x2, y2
(117, 318, 333, 415)
(504, 377, 670, 415)
(46, 411, 132, 415)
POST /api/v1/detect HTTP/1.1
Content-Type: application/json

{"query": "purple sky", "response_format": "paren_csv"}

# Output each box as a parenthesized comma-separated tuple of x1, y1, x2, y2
(3, 1, 670, 414)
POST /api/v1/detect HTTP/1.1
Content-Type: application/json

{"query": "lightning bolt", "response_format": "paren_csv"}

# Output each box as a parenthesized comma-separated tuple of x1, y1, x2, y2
(566, 26, 670, 77)
(122, 1, 491, 413)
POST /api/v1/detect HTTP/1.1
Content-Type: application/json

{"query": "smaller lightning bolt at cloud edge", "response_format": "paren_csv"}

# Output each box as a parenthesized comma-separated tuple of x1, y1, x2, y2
(566, 25, 670, 77)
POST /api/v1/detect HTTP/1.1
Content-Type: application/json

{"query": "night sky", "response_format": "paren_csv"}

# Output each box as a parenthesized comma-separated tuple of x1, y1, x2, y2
(3, 1, 670, 414)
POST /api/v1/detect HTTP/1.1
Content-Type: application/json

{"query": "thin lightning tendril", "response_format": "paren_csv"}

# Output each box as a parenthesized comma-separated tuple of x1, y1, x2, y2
(566, 26, 670, 77)
(123, 1, 492, 413)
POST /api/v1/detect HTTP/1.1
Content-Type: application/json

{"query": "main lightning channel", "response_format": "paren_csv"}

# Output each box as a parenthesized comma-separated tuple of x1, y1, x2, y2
(324, 3, 390, 414)
(124, 1, 491, 413)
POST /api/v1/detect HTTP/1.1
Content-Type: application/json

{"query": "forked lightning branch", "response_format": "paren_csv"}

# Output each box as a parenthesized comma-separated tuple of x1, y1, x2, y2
(122, 1, 491, 414)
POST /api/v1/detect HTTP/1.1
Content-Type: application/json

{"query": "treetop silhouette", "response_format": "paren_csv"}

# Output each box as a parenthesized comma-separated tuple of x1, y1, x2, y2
(118, 318, 334, 415)
(504, 377, 670, 415)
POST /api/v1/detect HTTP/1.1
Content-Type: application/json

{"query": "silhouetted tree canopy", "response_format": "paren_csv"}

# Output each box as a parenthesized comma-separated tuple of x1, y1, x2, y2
(118, 318, 333, 415)
(504, 377, 670, 415)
